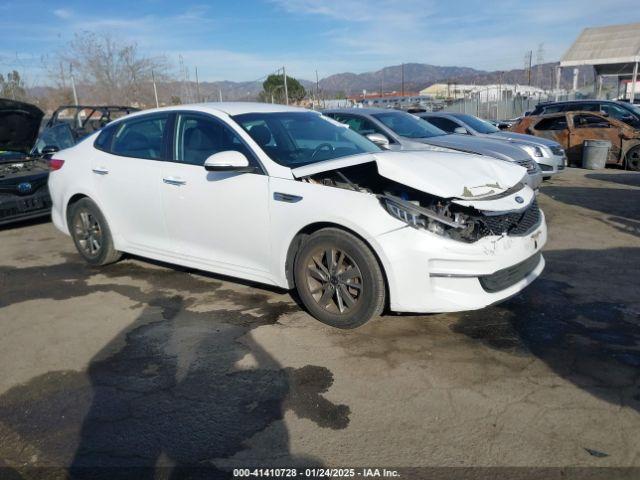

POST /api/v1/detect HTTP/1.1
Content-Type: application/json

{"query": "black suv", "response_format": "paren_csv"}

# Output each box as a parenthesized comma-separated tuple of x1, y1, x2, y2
(530, 100, 640, 129)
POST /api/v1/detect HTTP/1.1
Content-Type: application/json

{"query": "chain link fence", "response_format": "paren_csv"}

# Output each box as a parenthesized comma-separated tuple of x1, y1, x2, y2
(440, 92, 579, 120)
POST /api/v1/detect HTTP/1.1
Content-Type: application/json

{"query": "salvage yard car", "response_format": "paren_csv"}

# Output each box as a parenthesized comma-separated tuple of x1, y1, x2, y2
(48, 103, 546, 328)
(324, 108, 543, 189)
(416, 112, 566, 177)
(0, 99, 68, 226)
(511, 111, 640, 170)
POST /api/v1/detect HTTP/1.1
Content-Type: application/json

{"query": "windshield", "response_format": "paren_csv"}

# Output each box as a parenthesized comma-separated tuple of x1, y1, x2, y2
(371, 111, 446, 138)
(451, 114, 499, 134)
(31, 123, 76, 156)
(232, 111, 380, 167)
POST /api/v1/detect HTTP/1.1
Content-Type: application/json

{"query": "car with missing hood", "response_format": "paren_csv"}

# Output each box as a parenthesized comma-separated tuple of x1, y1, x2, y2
(0, 99, 71, 226)
(48, 103, 546, 328)
(511, 111, 640, 170)
(323, 108, 543, 190)
(416, 112, 567, 177)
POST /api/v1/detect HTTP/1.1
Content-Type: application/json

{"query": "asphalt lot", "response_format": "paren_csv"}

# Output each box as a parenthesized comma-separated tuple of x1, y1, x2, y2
(1, 168, 639, 478)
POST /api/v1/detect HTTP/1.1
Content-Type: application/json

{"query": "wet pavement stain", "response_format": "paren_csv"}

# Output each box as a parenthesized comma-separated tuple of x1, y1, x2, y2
(452, 247, 640, 413)
(0, 255, 350, 477)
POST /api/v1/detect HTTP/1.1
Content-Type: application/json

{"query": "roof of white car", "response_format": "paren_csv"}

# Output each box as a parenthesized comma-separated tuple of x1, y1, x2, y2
(182, 102, 307, 116)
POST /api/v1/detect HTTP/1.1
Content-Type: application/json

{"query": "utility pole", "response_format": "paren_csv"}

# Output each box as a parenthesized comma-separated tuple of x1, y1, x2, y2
(316, 69, 320, 108)
(69, 64, 79, 107)
(524, 50, 532, 85)
(401, 63, 405, 97)
(195, 66, 200, 102)
(219, 89, 223, 102)
(151, 69, 159, 108)
(282, 66, 289, 105)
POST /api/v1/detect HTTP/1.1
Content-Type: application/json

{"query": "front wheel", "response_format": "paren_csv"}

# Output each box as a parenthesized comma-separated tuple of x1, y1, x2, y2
(625, 145, 640, 171)
(68, 198, 121, 266)
(293, 228, 385, 329)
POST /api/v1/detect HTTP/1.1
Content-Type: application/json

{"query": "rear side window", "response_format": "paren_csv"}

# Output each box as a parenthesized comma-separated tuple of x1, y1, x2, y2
(110, 114, 168, 160)
(535, 116, 568, 131)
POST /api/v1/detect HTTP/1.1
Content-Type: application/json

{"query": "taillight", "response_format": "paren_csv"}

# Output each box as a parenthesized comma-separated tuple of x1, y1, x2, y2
(49, 158, 65, 171)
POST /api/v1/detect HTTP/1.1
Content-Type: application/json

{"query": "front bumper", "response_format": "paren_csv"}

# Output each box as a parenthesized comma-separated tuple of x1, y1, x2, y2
(537, 154, 566, 176)
(0, 187, 52, 226)
(375, 211, 547, 313)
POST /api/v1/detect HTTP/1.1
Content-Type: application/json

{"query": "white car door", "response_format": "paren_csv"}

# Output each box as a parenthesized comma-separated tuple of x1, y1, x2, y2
(91, 113, 171, 253)
(160, 111, 272, 280)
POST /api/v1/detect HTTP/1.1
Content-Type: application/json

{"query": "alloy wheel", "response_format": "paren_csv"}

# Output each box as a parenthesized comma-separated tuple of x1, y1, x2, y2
(305, 247, 363, 314)
(74, 209, 103, 257)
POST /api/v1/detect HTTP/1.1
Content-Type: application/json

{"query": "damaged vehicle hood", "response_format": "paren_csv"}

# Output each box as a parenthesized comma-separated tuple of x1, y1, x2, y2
(0, 99, 44, 157)
(291, 149, 528, 201)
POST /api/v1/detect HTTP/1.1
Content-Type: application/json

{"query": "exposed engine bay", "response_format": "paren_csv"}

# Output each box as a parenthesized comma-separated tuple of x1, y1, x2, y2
(298, 162, 541, 243)
(0, 158, 49, 181)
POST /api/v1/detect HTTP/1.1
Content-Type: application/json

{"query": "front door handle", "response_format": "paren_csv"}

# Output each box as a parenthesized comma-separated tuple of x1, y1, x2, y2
(92, 167, 109, 175)
(163, 177, 187, 186)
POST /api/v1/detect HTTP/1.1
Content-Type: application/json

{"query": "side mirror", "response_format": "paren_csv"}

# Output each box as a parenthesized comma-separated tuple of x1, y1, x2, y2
(599, 110, 609, 117)
(204, 151, 255, 173)
(454, 127, 469, 135)
(41, 145, 60, 156)
(366, 133, 390, 149)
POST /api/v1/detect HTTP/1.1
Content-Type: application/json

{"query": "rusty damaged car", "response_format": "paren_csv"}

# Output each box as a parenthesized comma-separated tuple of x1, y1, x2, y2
(511, 111, 640, 170)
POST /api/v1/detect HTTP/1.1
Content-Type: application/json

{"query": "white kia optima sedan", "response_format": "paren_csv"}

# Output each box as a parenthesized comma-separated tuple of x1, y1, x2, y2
(48, 103, 546, 329)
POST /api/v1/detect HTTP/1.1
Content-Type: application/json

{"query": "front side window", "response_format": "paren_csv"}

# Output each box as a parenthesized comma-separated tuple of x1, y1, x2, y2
(233, 111, 380, 167)
(602, 103, 637, 123)
(174, 113, 253, 166)
(329, 114, 385, 137)
(423, 116, 461, 133)
(111, 114, 168, 160)
(573, 114, 611, 129)
(372, 111, 446, 139)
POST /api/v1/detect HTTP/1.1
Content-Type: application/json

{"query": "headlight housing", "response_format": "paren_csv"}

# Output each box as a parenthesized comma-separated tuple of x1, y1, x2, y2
(383, 196, 466, 237)
(521, 145, 545, 158)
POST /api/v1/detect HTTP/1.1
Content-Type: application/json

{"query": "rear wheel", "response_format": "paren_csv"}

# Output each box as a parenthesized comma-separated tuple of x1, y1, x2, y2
(293, 228, 385, 329)
(68, 198, 121, 266)
(625, 145, 640, 171)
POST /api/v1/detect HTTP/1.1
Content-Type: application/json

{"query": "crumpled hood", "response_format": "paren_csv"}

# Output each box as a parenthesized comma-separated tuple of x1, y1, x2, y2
(491, 130, 560, 148)
(0, 99, 44, 155)
(291, 149, 528, 200)
(412, 134, 531, 162)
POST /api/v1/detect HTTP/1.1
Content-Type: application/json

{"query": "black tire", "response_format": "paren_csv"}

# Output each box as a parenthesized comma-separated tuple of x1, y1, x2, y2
(293, 228, 385, 329)
(68, 198, 121, 266)
(625, 145, 640, 171)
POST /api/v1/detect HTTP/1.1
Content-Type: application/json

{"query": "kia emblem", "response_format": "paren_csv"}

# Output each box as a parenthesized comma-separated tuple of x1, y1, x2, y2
(17, 182, 32, 194)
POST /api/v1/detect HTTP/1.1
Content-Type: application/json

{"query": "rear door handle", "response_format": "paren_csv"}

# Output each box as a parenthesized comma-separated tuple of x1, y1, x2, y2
(92, 167, 109, 175)
(163, 177, 187, 186)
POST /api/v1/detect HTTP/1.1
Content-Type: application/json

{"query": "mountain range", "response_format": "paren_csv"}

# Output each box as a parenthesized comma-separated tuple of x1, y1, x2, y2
(190, 62, 596, 101)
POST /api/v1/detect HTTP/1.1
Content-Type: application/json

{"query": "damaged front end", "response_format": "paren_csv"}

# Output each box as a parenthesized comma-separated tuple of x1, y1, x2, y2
(296, 159, 541, 244)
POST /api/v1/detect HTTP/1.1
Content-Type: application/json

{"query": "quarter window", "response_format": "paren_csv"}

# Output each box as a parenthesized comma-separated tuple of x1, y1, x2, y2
(174, 114, 253, 166)
(111, 115, 168, 160)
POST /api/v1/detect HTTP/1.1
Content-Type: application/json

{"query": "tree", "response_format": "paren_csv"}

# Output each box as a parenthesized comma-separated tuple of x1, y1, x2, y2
(49, 32, 170, 106)
(259, 74, 306, 104)
(0, 70, 27, 100)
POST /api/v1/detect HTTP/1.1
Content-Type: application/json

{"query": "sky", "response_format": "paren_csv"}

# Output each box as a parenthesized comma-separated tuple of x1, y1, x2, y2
(1, 0, 639, 86)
